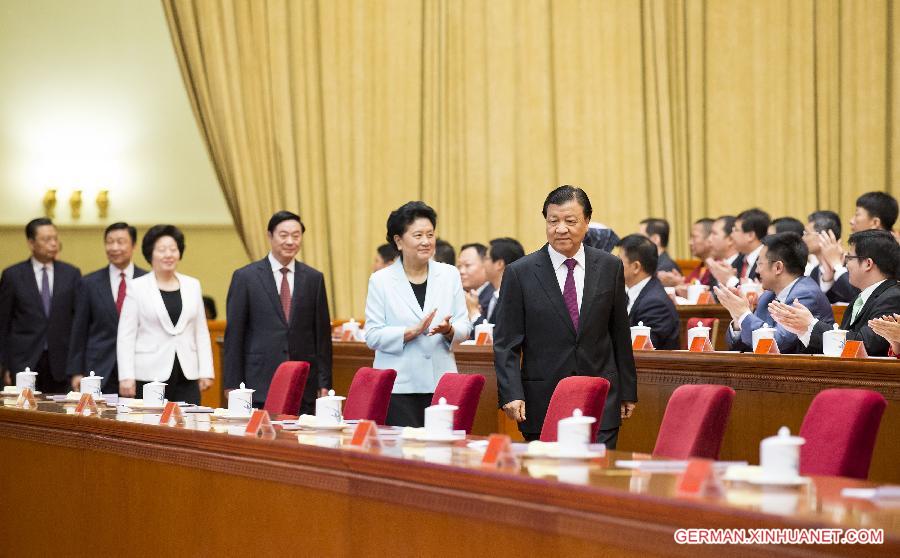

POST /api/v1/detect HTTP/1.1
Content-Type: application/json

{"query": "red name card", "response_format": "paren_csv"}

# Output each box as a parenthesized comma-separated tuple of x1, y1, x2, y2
(159, 402, 185, 426)
(754, 338, 780, 355)
(341, 329, 355, 341)
(481, 434, 516, 468)
(689, 336, 714, 352)
(631, 335, 654, 351)
(15, 388, 37, 410)
(475, 331, 493, 346)
(349, 420, 381, 449)
(244, 409, 276, 438)
(677, 458, 720, 497)
(840, 340, 868, 359)
(74, 393, 99, 416)
(695, 292, 713, 305)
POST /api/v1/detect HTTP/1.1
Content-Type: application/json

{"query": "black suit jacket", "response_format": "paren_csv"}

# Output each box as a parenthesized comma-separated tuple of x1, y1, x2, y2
(628, 277, 680, 350)
(657, 252, 681, 274)
(0, 259, 81, 381)
(807, 279, 900, 356)
(66, 265, 148, 388)
(494, 245, 638, 435)
(470, 283, 496, 335)
(224, 258, 332, 409)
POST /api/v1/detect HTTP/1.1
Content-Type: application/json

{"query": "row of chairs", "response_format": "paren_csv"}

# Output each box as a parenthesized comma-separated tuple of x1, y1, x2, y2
(263, 362, 888, 480)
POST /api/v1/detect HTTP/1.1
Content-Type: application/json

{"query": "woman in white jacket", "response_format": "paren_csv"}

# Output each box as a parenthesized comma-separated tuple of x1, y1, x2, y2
(117, 225, 213, 404)
(365, 202, 470, 426)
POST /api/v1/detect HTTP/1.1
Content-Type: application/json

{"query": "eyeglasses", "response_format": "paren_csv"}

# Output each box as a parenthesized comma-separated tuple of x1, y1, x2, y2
(843, 254, 867, 265)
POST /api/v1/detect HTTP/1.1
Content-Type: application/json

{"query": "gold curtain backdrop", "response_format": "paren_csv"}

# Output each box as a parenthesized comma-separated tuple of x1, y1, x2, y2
(162, 0, 899, 318)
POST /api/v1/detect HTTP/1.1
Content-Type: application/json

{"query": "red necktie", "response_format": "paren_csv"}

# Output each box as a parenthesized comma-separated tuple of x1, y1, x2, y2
(280, 267, 292, 322)
(740, 259, 749, 279)
(115, 272, 126, 316)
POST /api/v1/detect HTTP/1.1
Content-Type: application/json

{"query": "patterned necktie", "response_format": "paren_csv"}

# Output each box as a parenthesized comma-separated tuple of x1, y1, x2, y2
(563, 258, 579, 331)
(115, 272, 127, 316)
(740, 259, 749, 279)
(849, 294, 865, 324)
(280, 267, 292, 322)
(40, 265, 51, 316)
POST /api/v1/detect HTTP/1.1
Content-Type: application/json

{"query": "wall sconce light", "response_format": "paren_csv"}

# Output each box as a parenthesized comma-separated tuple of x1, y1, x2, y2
(96, 190, 109, 219)
(43, 189, 57, 219)
(70, 190, 82, 220)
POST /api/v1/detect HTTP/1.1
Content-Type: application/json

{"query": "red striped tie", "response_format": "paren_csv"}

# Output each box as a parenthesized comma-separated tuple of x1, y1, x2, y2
(115, 272, 126, 316)
(280, 267, 292, 322)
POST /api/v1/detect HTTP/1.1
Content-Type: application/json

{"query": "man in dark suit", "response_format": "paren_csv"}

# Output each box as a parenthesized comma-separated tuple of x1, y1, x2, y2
(67, 222, 147, 394)
(494, 186, 637, 447)
(481, 237, 525, 326)
(0, 218, 81, 393)
(803, 210, 858, 303)
(718, 232, 833, 354)
(639, 218, 681, 274)
(616, 234, 679, 350)
(770, 230, 900, 356)
(728, 208, 770, 285)
(224, 211, 332, 413)
(458, 243, 495, 335)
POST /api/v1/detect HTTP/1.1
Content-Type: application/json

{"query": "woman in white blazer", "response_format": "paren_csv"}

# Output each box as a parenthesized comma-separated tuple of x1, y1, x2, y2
(117, 225, 214, 404)
(365, 202, 470, 426)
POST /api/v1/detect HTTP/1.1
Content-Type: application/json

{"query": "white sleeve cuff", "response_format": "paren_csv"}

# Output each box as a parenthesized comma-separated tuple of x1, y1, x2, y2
(799, 320, 817, 347)
(731, 311, 752, 333)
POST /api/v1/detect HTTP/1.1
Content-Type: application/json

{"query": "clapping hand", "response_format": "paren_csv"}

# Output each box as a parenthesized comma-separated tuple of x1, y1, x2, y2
(657, 270, 683, 287)
(712, 285, 750, 323)
(464, 289, 481, 318)
(705, 257, 736, 285)
(818, 230, 844, 281)
(768, 299, 815, 335)
(428, 314, 454, 338)
(869, 314, 900, 355)
(404, 309, 437, 342)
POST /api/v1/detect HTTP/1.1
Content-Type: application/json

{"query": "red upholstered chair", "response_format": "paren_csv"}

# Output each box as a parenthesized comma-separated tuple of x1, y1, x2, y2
(263, 361, 310, 415)
(684, 318, 720, 349)
(431, 373, 486, 433)
(652, 384, 736, 459)
(799, 389, 887, 479)
(539, 376, 610, 442)
(343, 367, 397, 424)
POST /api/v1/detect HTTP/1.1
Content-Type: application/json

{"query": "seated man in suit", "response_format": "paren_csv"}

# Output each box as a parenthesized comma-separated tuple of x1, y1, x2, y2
(705, 215, 744, 291)
(639, 218, 681, 274)
(479, 237, 525, 327)
(659, 218, 715, 289)
(725, 208, 771, 286)
(769, 229, 900, 356)
(716, 232, 833, 354)
(67, 222, 147, 394)
(458, 243, 494, 335)
(816, 192, 898, 303)
(803, 210, 852, 301)
(372, 243, 399, 272)
(616, 234, 680, 350)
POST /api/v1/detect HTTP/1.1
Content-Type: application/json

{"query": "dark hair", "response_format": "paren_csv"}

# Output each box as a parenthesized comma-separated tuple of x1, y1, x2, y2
(807, 210, 842, 240)
(716, 215, 737, 235)
(488, 237, 525, 266)
(142, 224, 185, 264)
(694, 218, 714, 237)
(460, 243, 488, 259)
(25, 217, 54, 240)
(385, 201, 437, 245)
(616, 234, 659, 275)
(771, 216, 805, 236)
(848, 229, 900, 279)
(376, 243, 399, 263)
(640, 218, 671, 248)
(433, 238, 455, 265)
(104, 222, 137, 244)
(202, 295, 218, 320)
(267, 210, 305, 234)
(736, 208, 771, 240)
(856, 191, 898, 231)
(761, 232, 807, 276)
(542, 185, 593, 221)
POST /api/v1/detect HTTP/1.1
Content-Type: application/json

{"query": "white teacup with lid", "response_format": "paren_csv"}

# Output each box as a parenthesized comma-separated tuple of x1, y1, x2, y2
(630, 321, 651, 343)
(80, 371, 103, 397)
(341, 318, 361, 341)
(760, 426, 806, 480)
(557, 408, 596, 455)
(228, 382, 255, 416)
(315, 389, 345, 425)
(822, 324, 848, 357)
(16, 367, 38, 393)
(752, 323, 778, 352)
(687, 282, 709, 304)
(424, 397, 457, 435)
(142, 381, 167, 407)
(687, 324, 712, 348)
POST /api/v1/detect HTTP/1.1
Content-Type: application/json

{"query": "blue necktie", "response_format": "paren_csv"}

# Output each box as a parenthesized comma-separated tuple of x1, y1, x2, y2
(41, 266, 51, 316)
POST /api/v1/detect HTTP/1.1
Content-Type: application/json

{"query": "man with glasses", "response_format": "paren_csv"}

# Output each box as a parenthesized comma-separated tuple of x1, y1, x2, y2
(769, 230, 900, 356)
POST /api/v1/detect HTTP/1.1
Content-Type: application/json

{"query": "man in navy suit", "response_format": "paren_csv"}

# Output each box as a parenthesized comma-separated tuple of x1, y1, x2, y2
(717, 232, 833, 354)
(458, 243, 495, 336)
(616, 234, 680, 350)
(67, 223, 147, 394)
(224, 211, 332, 413)
(0, 218, 81, 393)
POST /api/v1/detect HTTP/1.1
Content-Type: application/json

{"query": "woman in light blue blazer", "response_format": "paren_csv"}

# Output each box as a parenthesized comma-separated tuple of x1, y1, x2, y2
(365, 202, 471, 426)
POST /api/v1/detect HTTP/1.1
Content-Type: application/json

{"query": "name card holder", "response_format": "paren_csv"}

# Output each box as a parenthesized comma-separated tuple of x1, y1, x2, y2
(349, 420, 381, 450)
(631, 335, 654, 351)
(695, 292, 713, 305)
(689, 337, 714, 352)
(476, 332, 493, 346)
(74, 393, 99, 416)
(341, 330, 355, 341)
(840, 340, 868, 359)
(754, 338, 780, 355)
(676, 458, 722, 497)
(481, 434, 516, 468)
(15, 388, 37, 410)
(244, 409, 276, 438)
(159, 402, 186, 426)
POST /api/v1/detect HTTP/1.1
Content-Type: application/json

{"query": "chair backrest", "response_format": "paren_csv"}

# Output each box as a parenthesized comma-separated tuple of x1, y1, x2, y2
(652, 384, 736, 459)
(263, 361, 310, 415)
(684, 318, 720, 349)
(343, 367, 397, 424)
(799, 389, 887, 479)
(540, 376, 610, 442)
(431, 373, 486, 433)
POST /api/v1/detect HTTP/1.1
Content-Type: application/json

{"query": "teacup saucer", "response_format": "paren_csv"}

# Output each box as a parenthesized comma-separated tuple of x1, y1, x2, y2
(523, 441, 604, 460)
(2, 387, 41, 396)
(212, 408, 253, 420)
(400, 428, 466, 442)
(748, 475, 808, 487)
(63, 391, 104, 402)
(303, 422, 348, 431)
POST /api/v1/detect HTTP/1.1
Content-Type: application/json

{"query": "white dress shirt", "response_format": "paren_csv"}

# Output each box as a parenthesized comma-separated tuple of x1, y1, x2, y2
(626, 276, 651, 315)
(109, 262, 135, 301)
(726, 244, 763, 288)
(804, 255, 819, 278)
(268, 253, 295, 296)
(547, 243, 585, 312)
(818, 261, 849, 293)
(486, 288, 500, 322)
(800, 279, 886, 346)
(31, 257, 53, 293)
